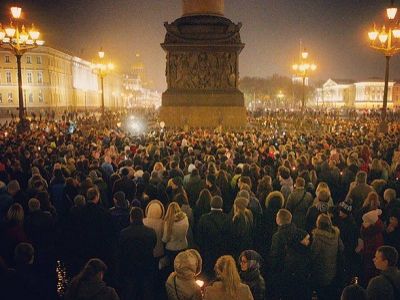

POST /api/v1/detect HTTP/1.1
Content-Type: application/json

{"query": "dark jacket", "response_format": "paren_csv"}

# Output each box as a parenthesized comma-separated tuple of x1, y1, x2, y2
(240, 269, 266, 300)
(196, 210, 229, 274)
(65, 277, 119, 300)
(367, 267, 400, 300)
(184, 175, 204, 207)
(112, 176, 136, 201)
(270, 223, 299, 273)
(81, 202, 115, 264)
(117, 221, 157, 278)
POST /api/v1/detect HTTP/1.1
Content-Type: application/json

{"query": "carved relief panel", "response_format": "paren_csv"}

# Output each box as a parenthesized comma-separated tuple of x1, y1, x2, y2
(166, 51, 237, 90)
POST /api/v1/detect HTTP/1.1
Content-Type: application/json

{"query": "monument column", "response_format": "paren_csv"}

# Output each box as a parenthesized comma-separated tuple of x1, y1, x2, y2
(160, 0, 246, 128)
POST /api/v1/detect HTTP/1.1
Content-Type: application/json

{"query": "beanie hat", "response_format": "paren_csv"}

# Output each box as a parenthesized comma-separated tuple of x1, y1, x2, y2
(339, 200, 353, 215)
(362, 209, 382, 225)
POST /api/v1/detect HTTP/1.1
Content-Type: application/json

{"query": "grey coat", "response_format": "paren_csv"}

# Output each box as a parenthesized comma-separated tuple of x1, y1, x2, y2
(311, 227, 344, 287)
(286, 187, 313, 230)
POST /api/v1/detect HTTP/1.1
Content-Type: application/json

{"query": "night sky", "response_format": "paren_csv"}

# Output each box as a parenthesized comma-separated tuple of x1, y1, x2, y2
(1, 0, 399, 90)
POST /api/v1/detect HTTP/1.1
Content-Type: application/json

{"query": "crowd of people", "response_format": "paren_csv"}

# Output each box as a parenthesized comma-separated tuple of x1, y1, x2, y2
(0, 108, 400, 300)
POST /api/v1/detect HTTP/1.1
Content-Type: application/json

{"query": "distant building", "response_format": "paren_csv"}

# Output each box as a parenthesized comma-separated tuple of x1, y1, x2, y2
(0, 46, 124, 112)
(315, 78, 395, 109)
(123, 54, 161, 109)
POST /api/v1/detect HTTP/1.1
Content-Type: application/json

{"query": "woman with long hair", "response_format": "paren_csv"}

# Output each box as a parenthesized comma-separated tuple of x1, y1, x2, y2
(204, 255, 253, 300)
(228, 197, 253, 258)
(0, 203, 29, 266)
(65, 258, 119, 300)
(193, 189, 212, 226)
(162, 202, 189, 264)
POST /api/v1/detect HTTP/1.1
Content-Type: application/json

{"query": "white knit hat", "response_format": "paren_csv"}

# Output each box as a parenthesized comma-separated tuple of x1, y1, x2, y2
(362, 209, 382, 225)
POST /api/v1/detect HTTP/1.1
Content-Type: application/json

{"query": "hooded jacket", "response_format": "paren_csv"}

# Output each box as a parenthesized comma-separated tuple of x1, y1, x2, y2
(311, 226, 344, 287)
(165, 249, 203, 300)
(143, 200, 165, 258)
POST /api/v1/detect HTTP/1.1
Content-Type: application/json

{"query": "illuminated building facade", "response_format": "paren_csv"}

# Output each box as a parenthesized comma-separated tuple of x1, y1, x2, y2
(0, 46, 124, 112)
(315, 78, 396, 109)
(123, 54, 161, 109)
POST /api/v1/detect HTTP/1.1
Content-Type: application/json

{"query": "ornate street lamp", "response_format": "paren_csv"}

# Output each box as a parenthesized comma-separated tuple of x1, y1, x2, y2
(0, 6, 44, 128)
(292, 44, 317, 112)
(91, 48, 114, 115)
(368, 0, 400, 133)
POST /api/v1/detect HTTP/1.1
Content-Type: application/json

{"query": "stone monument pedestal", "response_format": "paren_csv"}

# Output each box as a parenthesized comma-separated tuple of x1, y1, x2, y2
(160, 2, 246, 128)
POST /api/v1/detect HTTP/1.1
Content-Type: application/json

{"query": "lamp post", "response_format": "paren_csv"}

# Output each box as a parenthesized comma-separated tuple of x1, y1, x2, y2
(367, 0, 400, 133)
(0, 6, 44, 128)
(91, 48, 114, 115)
(292, 43, 317, 113)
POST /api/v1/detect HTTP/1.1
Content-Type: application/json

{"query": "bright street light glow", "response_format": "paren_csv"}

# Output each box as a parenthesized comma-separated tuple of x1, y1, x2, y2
(11, 7, 22, 19)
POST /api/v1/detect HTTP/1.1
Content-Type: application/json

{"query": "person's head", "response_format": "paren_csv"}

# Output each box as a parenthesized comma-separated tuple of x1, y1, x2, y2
(6, 203, 24, 225)
(145, 200, 165, 219)
(28, 198, 41, 212)
(316, 187, 331, 203)
(340, 284, 367, 300)
(73, 195, 86, 207)
(14, 243, 34, 265)
(113, 191, 128, 209)
(373, 246, 399, 271)
(295, 177, 305, 188)
(278, 166, 291, 180)
(214, 255, 241, 296)
(383, 188, 396, 204)
(211, 196, 223, 210)
(316, 213, 333, 232)
(171, 176, 183, 189)
(276, 209, 292, 226)
(233, 197, 249, 216)
(130, 207, 144, 224)
(237, 189, 250, 201)
(86, 187, 100, 204)
(174, 249, 202, 280)
(7, 180, 20, 196)
(362, 191, 380, 210)
(356, 171, 367, 184)
(206, 174, 216, 187)
(239, 250, 262, 273)
(239, 176, 252, 189)
(173, 193, 189, 207)
(265, 191, 284, 210)
(78, 258, 108, 282)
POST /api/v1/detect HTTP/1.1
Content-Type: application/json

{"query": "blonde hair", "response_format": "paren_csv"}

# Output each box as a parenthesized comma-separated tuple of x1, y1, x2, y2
(164, 202, 183, 240)
(362, 191, 380, 209)
(214, 255, 241, 297)
(153, 162, 164, 173)
(7, 203, 24, 225)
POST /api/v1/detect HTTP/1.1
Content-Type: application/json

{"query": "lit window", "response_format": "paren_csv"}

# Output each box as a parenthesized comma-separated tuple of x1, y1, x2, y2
(8, 93, 13, 103)
(29, 93, 33, 103)
(26, 56, 32, 64)
(37, 56, 42, 64)
(27, 72, 33, 84)
(6, 71, 12, 83)
(5, 56, 10, 63)
(38, 71, 43, 84)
